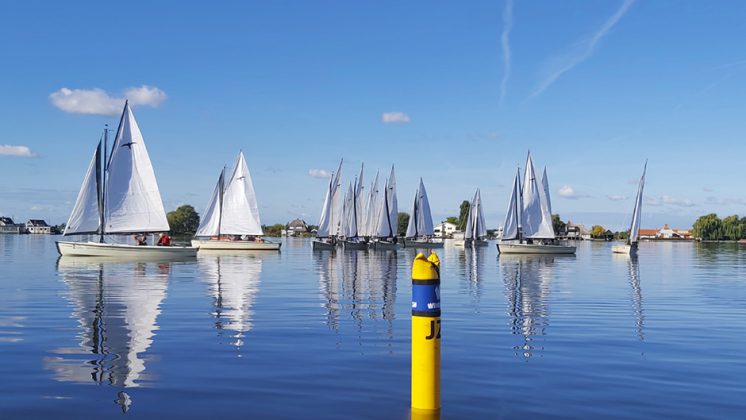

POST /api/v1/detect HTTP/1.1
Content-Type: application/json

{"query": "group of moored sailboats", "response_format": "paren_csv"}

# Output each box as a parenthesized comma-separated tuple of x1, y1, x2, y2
(57, 103, 278, 257)
(313, 161, 401, 250)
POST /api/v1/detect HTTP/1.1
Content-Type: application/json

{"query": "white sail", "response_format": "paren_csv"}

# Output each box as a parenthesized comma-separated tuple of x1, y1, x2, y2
(65, 143, 101, 235)
(405, 190, 418, 238)
(220, 151, 263, 236)
(501, 168, 521, 240)
(416, 179, 435, 236)
(354, 164, 365, 237)
(363, 171, 379, 237)
(475, 189, 487, 239)
(331, 161, 344, 237)
(629, 161, 647, 244)
(464, 196, 474, 240)
(521, 153, 554, 239)
(341, 183, 357, 238)
(317, 160, 343, 238)
(104, 102, 169, 233)
(537, 166, 556, 239)
(376, 166, 398, 238)
(195, 169, 224, 237)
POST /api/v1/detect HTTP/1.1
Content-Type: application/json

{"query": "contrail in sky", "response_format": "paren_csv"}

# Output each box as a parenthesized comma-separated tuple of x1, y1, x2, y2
(499, 0, 513, 107)
(528, 0, 635, 99)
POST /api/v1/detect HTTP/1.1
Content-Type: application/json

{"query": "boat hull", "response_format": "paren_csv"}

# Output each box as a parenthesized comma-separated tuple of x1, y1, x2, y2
(371, 241, 400, 250)
(56, 241, 198, 258)
(404, 239, 444, 249)
(612, 244, 638, 256)
(454, 239, 488, 248)
(497, 242, 576, 255)
(312, 240, 336, 250)
(343, 241, 368, 250)
(191, 239, 281, 251)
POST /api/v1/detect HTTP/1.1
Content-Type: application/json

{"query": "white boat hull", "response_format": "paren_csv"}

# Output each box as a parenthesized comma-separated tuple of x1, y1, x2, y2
(343, 240, 368, 250)
(191, 239, 280, 251)
(371, 241, 400, 250)
(56, 241, 198, 258)
(497, 242, 576, 255)
(313, 239, 337, 250)
(612, 244, 638, 256)
(454, 239, 488, 248)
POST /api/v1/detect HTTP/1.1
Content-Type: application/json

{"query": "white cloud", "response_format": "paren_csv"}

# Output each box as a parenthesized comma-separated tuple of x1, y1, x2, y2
(703, 187, 714, 192)
(661, 195, 695, 207)
(308, 169, 332, 178)
(382, 112, 411, 124)
(606, 194, 627, 201)
(529, 0, 635, 99)
(499, 0, 513, 106)
(705, 196, 746, 206)
(0, 145, 35, 157)
(558, 185, 587, 199)
(49, 85, 167, 116)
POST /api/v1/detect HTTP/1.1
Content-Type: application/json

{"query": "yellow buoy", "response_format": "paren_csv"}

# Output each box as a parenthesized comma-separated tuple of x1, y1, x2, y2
(411, 252, 441, 414)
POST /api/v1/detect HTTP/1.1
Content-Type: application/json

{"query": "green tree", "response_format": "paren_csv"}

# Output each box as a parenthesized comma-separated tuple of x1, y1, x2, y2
(445, 216, 458, 225)
(692, 213, 723, 240)
(167, 205, 200, 234)
(722, 214, 742, 240)
(457, 200, 470, 231)
(398, 212, 410, 236)
(591, 225, 606, 238)
(552, 214, 566, 235)
(262, 224, 285, 237)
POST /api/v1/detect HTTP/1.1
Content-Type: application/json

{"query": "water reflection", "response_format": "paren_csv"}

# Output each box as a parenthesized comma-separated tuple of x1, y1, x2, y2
(48, 257, 173, 411)
(500, 255, 555, 358)
(457, 246, 486, 307)
(316, 250, 397, 337)
(198, 251, 262, 348)
(626, 256, 645, 341)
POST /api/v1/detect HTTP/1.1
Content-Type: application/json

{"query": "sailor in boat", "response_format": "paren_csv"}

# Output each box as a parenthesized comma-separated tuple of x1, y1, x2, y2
(134, 233, 148, 246)
(157, 233, 172, 246)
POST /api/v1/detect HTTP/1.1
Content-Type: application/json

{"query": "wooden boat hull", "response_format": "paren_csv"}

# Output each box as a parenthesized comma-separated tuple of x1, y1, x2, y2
(191, 239, 280, 251)
(404, 239, 444, 248)
(454, 239, 488, 248)
(371, 241, 400, 250)
(612, 244, 638, 256)
(343, 241, 368, 250)
(312, 240, 336, 250)
(497, 242, 576, 255)
(57, 241, 198, 258)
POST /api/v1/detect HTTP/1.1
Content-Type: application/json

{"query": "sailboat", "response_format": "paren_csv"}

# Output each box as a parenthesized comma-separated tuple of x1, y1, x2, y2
(497, 152, 575, 255)
(191, 151, 280, 251)
(612, 161, 647, 255)
(404, 178, 442, 248)
(455, 188, 488, 247)
(313, 160, 343, 250)
(56, 102, 197, 258)
(371, 166, 399, 250)
(341, 165, 367, 250)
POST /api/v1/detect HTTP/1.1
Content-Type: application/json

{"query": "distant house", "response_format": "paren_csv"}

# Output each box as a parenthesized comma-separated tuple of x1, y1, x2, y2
(638, 225, 691, 240)
(0, 217, 24, 234)
(285, 219, 309, 236)
(434, 222, 459, 238)
(26, 219, 51, 234)
(564, 221, 591, 240)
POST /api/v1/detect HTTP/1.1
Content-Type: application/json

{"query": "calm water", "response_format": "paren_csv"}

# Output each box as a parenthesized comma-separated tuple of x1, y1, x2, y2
(1, 236, 745, 419)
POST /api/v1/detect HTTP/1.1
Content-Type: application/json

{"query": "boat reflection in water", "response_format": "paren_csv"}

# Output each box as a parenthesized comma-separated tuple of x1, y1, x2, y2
(457, 245, 487, 308)
(198, 250, 263, 348)
(47, 256, 178, 412)
(316, 249, 397, 341)
(500, 254, 563, 358)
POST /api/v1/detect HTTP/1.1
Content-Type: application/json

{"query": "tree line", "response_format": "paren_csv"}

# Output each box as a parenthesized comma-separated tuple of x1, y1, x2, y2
(691, 213, 746, 241)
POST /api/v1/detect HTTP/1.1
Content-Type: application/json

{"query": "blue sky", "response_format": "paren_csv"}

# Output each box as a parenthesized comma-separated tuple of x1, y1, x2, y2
(1, 0, 745, 230)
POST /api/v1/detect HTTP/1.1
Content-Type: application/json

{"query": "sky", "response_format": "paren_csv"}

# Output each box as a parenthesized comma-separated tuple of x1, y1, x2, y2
(1, 0, 745, 231)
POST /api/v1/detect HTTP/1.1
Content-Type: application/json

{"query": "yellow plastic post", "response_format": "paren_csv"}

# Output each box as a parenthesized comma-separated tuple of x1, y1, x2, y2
(411, 252, 441, 414)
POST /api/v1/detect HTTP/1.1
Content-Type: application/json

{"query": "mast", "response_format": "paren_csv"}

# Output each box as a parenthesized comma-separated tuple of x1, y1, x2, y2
(99, 124, 108, 243)
(217, 167, 226, 237)
(516, 166, 523, 243)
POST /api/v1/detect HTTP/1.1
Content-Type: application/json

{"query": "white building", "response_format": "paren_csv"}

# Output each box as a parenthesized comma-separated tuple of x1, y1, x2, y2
(26, 219, 51, 234)
(434, 222, 459, 238)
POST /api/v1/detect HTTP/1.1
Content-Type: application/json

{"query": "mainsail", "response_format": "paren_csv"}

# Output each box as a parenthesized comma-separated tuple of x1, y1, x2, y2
(219, 151, 263, 236)
(375, 166, 398, 239)
(465, 188, 487, 240)
(628, 161, 647, 244)
(363, 171, 379, 237)
(316, 160, 343, 238)
(104, 102, 169, 234)
(64, 142, 102, 235)
(521, 153, 554, 239)
(406, 178, 434, 238)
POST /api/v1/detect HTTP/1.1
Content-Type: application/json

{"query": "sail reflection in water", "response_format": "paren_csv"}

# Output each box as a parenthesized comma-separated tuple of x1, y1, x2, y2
(316, 251, 397, 338)
(500, 255, 556, 358)
(198, 251, 262, 348)
(627, 256, 644, 341)
(47, 257, 173, 411)
(457, 246, 486, 307)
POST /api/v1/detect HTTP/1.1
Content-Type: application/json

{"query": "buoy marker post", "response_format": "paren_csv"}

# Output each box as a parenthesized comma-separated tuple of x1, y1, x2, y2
(411, 252, 441, 417)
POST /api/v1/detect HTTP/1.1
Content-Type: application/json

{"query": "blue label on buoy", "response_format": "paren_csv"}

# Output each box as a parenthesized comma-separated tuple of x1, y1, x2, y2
(412, 284, 440, 316)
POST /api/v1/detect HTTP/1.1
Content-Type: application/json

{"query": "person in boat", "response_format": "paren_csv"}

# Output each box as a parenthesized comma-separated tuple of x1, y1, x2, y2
(134, 233, 147, 246)
(157, 233, 171, 246)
